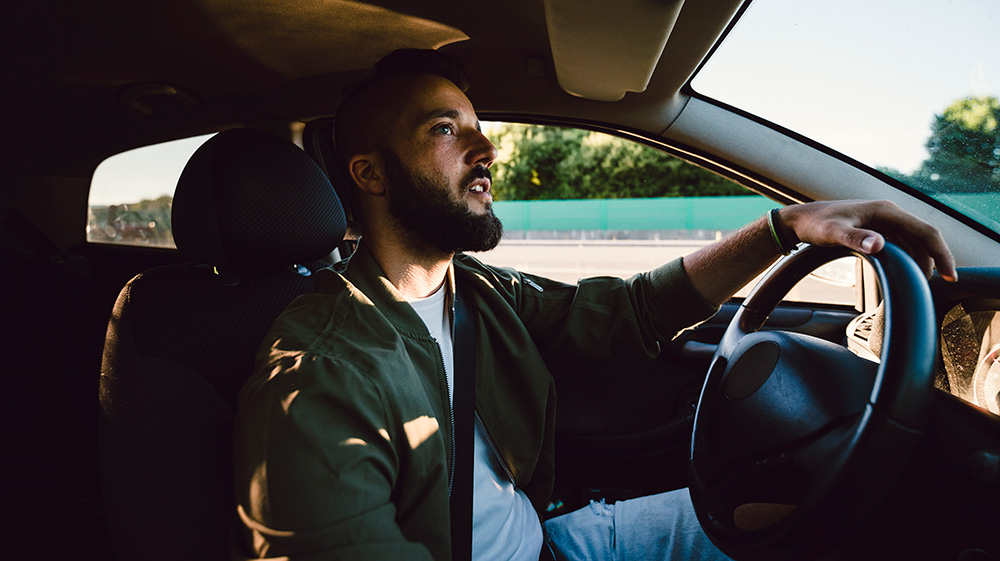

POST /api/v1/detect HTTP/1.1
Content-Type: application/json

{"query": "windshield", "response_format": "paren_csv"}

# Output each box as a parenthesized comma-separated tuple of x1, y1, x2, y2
(692, 0, 1000, 233)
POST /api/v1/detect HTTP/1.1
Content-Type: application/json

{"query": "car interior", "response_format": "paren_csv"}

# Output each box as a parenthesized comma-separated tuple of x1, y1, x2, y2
(4, 0, 999, 559)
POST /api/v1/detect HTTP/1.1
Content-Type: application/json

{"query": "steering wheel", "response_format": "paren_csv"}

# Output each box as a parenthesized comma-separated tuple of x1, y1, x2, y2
(688, 243, 937, 560)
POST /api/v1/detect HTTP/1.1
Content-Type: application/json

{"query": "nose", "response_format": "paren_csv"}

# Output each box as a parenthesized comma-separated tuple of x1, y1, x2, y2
(466, 129, 498, 168)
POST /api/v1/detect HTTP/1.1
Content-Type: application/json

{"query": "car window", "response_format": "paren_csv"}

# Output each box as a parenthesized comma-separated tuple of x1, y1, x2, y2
(87, 122, 855, 306)
(692, 0, 999, 234)
(474, 122, 855, 305)
(87, 134, 213, 247)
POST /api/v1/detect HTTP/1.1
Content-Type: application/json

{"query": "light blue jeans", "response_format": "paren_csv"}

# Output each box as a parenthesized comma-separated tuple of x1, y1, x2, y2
(542, 488, 733, 561)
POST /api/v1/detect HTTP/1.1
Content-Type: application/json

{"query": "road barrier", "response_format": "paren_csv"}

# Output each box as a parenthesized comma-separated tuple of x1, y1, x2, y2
(492, 195, 775, 233)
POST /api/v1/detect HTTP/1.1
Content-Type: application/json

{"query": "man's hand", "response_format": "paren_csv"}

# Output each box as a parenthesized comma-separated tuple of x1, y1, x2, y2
(683, 199, 957, 306)
(780, 200, 958, 282)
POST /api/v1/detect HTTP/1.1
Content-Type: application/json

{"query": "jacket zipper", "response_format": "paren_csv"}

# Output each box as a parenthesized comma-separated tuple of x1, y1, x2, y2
(445, 297, 457, 499)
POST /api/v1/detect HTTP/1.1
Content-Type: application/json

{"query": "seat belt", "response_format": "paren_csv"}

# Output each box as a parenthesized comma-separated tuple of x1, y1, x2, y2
(450, 288, 476, 561)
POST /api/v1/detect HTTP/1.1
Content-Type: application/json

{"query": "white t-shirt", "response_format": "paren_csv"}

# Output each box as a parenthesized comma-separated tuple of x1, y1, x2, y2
(408, 285, 543, 560)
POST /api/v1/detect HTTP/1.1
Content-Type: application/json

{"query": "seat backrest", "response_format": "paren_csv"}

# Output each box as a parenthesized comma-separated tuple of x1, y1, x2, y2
(98, 129, 346, 561)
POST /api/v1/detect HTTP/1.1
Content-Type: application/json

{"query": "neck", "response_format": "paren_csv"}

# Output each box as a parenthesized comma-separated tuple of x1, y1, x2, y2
(364, 229, 452, 299)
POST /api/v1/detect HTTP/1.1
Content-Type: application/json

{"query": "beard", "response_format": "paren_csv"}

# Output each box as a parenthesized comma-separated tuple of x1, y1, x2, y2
(381, 149, 504, 255)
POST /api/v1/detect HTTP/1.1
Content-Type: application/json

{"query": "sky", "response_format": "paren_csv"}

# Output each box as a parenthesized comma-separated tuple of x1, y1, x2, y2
(90, 0, 998, 208)
(89, 134, 213, 206)
(692, 0, 999, 175)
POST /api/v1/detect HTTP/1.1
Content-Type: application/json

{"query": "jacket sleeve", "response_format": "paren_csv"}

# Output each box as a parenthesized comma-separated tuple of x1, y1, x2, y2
(233, 349, 439, 561)
(471, 256, 719, 360)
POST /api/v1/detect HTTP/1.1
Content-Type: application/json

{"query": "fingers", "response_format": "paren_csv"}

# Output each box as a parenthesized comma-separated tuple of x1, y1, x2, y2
(870, 201, 957, 281)
(923, 231, 958, 282)
(792, 200, 958, 282)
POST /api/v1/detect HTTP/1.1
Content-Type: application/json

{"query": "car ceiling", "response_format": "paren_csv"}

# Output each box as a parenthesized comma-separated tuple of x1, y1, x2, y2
(3, 0, 744, 176)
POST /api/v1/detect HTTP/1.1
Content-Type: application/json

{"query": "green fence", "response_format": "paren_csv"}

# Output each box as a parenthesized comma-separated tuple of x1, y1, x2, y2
(492, 195, 774, 232)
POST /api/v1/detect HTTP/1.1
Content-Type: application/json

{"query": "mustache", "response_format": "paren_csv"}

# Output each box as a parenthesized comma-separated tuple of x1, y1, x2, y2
(464, 165, 492, 186)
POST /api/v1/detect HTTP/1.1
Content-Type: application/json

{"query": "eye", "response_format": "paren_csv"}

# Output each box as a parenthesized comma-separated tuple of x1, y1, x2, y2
(433, 123, 455, 135)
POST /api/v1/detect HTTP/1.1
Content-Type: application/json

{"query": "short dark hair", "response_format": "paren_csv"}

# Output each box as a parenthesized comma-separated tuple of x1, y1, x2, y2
(369, 48, 469, 92)
(333, 49, 469, 177)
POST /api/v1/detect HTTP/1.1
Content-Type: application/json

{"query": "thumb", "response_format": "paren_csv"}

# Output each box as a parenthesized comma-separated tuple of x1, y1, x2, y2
(845, 228, 884, 254)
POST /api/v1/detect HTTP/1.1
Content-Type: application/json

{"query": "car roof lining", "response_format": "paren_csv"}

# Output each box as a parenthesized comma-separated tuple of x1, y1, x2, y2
(4, 0, 744, 175)
(187, 0, 470, 80)
(55, 0, 470, 90)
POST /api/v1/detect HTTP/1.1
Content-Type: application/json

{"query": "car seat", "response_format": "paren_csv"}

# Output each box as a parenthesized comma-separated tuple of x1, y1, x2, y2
(98, 128, 346, 561)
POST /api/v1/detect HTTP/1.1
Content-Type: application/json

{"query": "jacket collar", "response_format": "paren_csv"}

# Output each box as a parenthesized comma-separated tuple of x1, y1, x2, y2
(342, 241, 455, 338)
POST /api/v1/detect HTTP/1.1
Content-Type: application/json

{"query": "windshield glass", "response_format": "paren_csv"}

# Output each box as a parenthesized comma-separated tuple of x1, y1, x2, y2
(692, 0, 1000, 233)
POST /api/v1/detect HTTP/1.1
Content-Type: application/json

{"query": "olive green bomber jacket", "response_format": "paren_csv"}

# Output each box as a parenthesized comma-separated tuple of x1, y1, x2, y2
(232, 244, 719, 561)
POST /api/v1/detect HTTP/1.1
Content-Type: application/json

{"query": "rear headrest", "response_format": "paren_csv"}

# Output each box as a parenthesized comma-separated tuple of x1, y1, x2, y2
(171, 129, 346, 271)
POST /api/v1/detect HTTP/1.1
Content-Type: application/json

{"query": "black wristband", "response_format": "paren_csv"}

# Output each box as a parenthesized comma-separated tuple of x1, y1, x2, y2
(767, 208, 799, 255)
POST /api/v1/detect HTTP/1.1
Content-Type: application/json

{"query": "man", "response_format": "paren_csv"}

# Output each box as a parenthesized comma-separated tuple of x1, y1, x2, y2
(232, 49, 956, 560)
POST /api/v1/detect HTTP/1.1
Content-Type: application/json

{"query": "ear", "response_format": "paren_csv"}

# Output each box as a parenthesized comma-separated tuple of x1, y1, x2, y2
(348, 153, 386, 196)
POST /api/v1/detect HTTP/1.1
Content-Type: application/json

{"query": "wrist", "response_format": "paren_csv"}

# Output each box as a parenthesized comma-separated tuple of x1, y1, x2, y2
(767, 207, 800, 255)
(776, 206, 801, 245)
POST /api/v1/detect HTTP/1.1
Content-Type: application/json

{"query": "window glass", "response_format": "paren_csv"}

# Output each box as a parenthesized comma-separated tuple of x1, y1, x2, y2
(87, 134, 213, 247)
(474, 122, 855, 305)
(86, 123, 856, 305)
(693, 0, 999, 233)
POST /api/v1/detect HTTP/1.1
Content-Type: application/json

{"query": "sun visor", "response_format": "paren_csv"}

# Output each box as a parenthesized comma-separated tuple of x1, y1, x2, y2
(543, 0, 685, 102)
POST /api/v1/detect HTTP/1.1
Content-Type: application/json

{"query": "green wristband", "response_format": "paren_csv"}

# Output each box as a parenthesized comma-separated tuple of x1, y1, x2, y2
(767, 208, 797, 255)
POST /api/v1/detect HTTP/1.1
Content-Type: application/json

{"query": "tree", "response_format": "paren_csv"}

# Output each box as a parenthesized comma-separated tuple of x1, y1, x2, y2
(486, 123, 751, 200)
(910, 96, 1000, 193)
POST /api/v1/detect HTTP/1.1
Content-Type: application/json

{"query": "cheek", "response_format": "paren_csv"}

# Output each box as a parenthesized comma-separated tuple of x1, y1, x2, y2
(402, 140, 464, 186)
(427, 150, 465, 183)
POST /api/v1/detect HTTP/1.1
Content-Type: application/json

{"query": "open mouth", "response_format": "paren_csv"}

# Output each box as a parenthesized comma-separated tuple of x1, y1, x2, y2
(467, 178, 491, 195)
(465, 166, 492, 196)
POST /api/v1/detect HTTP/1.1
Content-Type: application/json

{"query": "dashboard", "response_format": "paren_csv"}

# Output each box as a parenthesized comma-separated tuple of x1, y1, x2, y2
(846, 268, 1000, 417)
(939, 303, 1000, 416)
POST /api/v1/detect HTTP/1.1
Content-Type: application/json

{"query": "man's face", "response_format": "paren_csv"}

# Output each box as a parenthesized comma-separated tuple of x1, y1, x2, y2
(380, 74, 503, 254)
(382, 148, 503, 254)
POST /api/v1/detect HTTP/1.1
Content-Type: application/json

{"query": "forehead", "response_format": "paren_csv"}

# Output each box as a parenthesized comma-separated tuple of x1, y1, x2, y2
(390, 74, 477, 129)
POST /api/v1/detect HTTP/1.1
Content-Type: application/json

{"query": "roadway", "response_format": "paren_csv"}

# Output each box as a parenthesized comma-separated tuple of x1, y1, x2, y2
(472, 239, 856, 306)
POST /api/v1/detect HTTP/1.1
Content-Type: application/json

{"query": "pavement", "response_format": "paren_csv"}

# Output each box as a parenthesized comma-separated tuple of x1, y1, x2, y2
(471, 239, 856, 306)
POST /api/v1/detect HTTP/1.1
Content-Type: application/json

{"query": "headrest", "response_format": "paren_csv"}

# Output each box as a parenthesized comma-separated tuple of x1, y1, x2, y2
(171, 129, 346, 271)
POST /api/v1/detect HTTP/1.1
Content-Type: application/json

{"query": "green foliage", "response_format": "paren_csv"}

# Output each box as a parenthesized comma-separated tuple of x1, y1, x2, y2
(908, 96, 1000, 193)
(486, 123, 751, 201)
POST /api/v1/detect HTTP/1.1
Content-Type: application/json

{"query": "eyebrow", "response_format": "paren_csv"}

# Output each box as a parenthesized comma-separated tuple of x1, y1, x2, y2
(419, 107, 482, 131)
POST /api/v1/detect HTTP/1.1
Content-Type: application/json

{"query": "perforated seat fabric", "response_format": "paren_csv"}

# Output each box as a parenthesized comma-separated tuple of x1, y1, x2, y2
(105, 264, 323, 409)
(99, 129, 346, 561)
(171, 128, 347, 270)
